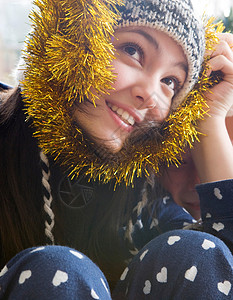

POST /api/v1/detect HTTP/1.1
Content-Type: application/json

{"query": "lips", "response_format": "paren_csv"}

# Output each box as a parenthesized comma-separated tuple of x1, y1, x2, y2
(106, 102, 135, 126)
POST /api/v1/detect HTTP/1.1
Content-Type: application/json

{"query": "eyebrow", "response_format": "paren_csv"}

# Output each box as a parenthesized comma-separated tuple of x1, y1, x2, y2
(120, 28, 188, 74)
(122, 28, 159, 50)
(174, 62, 188, 75)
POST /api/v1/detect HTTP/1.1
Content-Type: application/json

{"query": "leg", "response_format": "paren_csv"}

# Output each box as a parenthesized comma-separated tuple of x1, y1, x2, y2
(113, 229, 233, 300)
(0, 245, 111, 300)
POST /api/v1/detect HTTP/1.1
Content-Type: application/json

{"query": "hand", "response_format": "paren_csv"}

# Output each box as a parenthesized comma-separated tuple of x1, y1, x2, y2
(204, 32, 233, 119)
(190, 33, 233, 183)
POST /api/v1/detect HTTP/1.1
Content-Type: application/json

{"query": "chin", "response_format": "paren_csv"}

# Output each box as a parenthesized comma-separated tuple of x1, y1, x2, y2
(91, 137, 124, 159)
(111, 142, 124, 153)
(100, 136, 125, 153)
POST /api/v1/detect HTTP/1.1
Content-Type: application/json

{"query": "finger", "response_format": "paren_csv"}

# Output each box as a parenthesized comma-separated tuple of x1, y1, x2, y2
(205, 55, 233, 107)
(206, 54, 233, 79)
(208, 55, 233, 79)
(205, 39, 233, 63)
(205, 32, 233, 59)
(217, 32, 233, 48)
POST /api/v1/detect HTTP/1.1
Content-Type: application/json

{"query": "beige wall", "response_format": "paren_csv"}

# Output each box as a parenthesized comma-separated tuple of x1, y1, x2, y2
(0, 0, 32, 86)
(0, 38, 20, 86)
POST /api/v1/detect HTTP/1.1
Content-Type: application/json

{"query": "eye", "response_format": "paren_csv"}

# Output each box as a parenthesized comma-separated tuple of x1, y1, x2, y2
(122, 42, 144, 63)
(161, 77, 182, 93)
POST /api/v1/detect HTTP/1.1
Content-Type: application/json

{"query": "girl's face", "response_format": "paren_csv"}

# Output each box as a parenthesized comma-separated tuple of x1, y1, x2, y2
(160, 151, 201, 220)
(74, 26, 188, 152)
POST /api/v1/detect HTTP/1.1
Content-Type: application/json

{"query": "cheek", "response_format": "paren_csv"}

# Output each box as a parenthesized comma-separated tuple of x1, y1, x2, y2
(159, 89, 173, 116)
(111, 60, 133, 91)
(156, 101, 171, 121)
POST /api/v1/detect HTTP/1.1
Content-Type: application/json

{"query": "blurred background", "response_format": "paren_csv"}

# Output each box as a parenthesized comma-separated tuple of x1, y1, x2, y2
(0, 0, 233, 86)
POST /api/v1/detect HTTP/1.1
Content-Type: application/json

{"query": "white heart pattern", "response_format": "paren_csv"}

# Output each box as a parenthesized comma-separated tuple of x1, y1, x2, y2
(156, 267, 167, 283)
(167, 236, 181, 246)
(101, 278, 110, 294)
(212, 222, 225, 232)
(140, 249, 149, 261)
(202, 239, 216, 250)
(218, 281, 231, 296)
(0, 265, 8, 277)
(120, 267, 129, 281)
(183, 222, 190, 227)
(52, 270, 68, 287)
(185, 266, 197, 282)
(91, 288, 100, 299)
(19, 270, 32, 284)
(143, 280, 152, 295)
(206, 213, 211, 218)
(150, 218, 159, 229)
(70, 250, 84, 259)
(214, 187, 223, 200)
(136, 219, 143, 229)
(182, 208, 189, 214)
(30, 247, 45, 253)
(163, 196, 169, 205)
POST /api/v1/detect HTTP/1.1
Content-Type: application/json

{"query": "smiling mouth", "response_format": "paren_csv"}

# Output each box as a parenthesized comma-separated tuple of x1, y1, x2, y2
(106, 102, 135, 126)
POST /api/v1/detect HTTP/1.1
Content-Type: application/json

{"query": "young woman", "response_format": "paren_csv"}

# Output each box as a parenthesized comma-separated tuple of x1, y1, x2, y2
(1, 0, 233, 299)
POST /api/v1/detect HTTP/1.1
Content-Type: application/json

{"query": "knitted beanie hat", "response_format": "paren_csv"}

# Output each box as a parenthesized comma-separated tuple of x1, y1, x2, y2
(116, 0, 206, 110)
(17, 0, 205, 111)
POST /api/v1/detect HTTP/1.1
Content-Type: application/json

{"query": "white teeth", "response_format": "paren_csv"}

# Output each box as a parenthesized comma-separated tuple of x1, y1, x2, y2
(117, 107, 124, 115)
(107, 102, 135, 126)
(112, 105, 118, 112)
(122, 111, 130, 120)
(128, 116, 135, 126)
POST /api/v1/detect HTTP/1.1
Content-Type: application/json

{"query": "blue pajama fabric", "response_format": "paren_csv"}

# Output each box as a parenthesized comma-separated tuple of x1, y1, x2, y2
(0, 246, 111, 300)
(112, 230, 233, 299)
(1, 180, 233, 299)
(1, 231, 233, 299)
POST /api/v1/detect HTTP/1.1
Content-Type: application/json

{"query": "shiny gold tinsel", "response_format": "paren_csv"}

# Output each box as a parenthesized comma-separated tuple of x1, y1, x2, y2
(21, 1, 224, 186)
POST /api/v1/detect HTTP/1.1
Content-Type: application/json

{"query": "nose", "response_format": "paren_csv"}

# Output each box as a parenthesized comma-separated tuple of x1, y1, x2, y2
(131, 85, 158, 111)
(130, 77, 171, 121)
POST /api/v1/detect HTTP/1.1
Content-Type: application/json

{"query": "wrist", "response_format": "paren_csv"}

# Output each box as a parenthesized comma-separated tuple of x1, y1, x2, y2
(197, 114, 226, 135)
(192, 118, 233, 183)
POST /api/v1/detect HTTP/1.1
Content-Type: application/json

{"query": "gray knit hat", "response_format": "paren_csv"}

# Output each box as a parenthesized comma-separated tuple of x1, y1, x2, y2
(116, 0, 206, 110)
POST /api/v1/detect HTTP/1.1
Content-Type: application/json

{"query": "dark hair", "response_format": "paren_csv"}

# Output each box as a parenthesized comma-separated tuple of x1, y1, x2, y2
(0, 87, 46, 265)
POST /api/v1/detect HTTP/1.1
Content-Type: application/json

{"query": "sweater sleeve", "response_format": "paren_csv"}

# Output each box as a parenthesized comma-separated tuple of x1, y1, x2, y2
(196, 179, 233, 249)
(131, 180, 233, 253)
(155, 195, 196, 231)
(131, 195, 196, 250)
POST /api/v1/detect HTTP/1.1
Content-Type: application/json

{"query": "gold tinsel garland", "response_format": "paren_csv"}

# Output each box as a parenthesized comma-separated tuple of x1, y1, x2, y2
(21, 0, 224, 186)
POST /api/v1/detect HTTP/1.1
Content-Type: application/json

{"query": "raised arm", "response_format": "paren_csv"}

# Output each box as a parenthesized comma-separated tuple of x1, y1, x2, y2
(191, 33, 233, 183)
